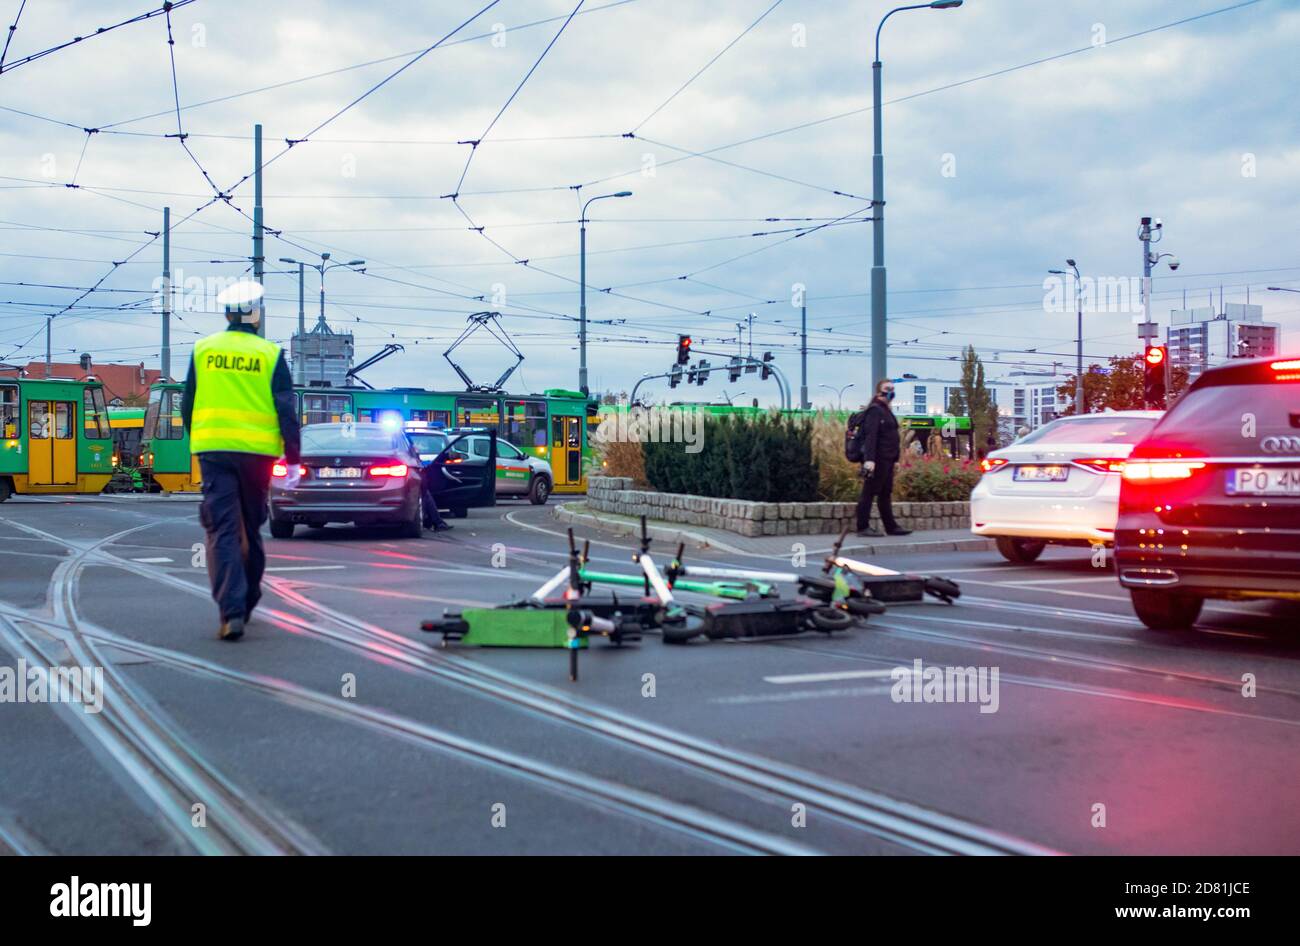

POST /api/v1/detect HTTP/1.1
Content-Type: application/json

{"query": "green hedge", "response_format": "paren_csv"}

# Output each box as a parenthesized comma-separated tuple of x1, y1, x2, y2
(642, 413, 819, 503)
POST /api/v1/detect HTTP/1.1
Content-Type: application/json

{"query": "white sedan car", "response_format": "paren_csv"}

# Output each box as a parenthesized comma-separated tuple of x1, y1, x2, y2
(971, 411, 1163, 563)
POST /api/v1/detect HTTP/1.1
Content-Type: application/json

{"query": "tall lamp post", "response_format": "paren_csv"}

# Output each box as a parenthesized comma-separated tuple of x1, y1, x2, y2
(870, 0, 963, 388)
(280, 254, 365, 384)
(579, 190, 632, 395)
(820, 382, 855, 412)
(1049, 259, 1085, 414)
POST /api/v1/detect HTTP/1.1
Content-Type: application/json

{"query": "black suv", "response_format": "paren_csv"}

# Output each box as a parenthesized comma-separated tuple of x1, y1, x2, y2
(1116, 356, 1300, 629)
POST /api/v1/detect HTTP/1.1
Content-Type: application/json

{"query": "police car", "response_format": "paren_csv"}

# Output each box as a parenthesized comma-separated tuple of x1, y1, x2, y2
(405, 424, 553, 506)
(1115, 356, 1300, 629)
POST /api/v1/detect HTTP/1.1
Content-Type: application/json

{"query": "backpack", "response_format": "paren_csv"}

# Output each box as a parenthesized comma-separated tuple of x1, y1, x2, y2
(844, 408, 870, 462)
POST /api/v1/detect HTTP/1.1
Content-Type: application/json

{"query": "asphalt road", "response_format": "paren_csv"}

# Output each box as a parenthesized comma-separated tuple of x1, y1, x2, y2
(1, 494, 1297, 855)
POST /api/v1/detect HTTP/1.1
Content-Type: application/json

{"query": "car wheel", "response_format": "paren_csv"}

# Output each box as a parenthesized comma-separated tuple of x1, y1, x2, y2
(400, 492, 423, 539)
(996, 536, 1046, 563)
(1129, 588, 1203, 631)
(528, 475, 551, 505)
(269, 519, 295, 539)
(449, 505, 468, 519)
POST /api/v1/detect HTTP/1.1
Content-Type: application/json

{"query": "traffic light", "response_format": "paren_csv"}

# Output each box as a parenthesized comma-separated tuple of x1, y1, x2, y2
(728, 356, 742, 383)
(1143, 344, 1167, 408)
(696, 360, 710, 386)
(669, 364, 682, 389)
(676, 335, 692, 366)
(759, 351, 774, 380)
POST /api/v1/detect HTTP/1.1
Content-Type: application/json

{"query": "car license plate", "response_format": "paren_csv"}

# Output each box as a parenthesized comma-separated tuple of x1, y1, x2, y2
(1226, 467, 1300, 496)
(1013, 465, 1069, 482)
(319, 467, 363, 479)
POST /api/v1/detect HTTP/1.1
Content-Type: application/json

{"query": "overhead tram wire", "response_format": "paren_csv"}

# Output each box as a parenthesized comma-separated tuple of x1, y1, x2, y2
(630, 0, 785, 133)
(92, 0, 642, 133)
(0, 0, 200, 75)
(1, 0, 27, 72)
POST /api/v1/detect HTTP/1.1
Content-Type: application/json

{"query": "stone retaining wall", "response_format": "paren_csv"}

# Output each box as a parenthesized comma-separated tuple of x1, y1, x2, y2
(586, 476, 969, 537)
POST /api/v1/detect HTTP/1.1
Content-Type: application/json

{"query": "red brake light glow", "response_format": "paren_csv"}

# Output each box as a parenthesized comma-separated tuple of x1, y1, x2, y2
(272, 463, 306, 477)
(1073, 458, 1126, 474)
(980, 457, 1008, 474)
(1121, 460, 1205, 482)
(1269, 358, 1300, 381)
(368, 464, 408, 478)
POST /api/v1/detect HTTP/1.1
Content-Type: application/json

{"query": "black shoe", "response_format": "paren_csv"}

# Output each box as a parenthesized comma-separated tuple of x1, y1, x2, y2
(219, 616, 245, 641)
(434, 522, 454, 532)
(885, 528, 913, 536)
(855, 528, 882, 537)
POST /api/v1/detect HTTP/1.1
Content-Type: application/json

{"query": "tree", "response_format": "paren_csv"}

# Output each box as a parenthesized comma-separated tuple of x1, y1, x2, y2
(1056, 354, 1191, 413)
(945, 346, 999, 457)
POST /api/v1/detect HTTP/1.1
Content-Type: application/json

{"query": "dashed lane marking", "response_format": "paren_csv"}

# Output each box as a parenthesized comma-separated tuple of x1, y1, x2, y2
(764, 669, 898, 685)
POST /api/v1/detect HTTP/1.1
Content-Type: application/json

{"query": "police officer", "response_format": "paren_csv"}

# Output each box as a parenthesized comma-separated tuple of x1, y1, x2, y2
(182, 282, 301, 641)
(854, 379, 911, 538)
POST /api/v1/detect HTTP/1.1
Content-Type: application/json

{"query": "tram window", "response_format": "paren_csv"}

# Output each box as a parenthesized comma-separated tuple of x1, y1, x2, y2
(303, 394, 353, 426)
(29, 402, 50, 439)
(55, 402, 74, 439)
(505, 399, 548, 451)
(1, 385, 18, 439)
(551, 416, 563, 448)
(142, 390, 161, 440)
(82, 389, 111, 439)
(456, 397, 500, 427)
(156, 390, 185, 440)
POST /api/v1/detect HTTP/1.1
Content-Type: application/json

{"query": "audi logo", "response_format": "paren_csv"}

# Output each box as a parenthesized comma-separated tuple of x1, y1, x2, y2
(1261, 435, 1300, 454)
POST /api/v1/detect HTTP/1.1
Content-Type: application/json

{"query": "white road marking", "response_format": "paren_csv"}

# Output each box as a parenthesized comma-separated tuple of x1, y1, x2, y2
(712, 686, 893, 705)
(764, 669, 898, 685)
(1005, 576, 1118, 586)
(265, 565, 348, 572)
(131, 557, 173, 564)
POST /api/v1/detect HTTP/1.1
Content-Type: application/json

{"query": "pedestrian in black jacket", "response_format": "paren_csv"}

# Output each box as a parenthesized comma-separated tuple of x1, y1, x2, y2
(854, 379, 911, 537)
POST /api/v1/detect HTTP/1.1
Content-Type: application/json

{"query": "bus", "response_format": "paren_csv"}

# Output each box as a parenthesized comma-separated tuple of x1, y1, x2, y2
(141, 382, 601, 495)
(0, 377, 115, 501)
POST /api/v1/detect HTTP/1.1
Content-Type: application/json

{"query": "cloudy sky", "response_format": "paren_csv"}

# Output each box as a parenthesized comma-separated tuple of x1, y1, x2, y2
(1, 0, 1295, 405)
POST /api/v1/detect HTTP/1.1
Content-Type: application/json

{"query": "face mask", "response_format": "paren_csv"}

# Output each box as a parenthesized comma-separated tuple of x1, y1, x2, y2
(883, 390, 895, 401)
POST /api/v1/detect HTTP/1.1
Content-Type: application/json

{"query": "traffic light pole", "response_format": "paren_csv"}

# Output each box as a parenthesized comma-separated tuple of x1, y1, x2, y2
(630, 352, 791, 410)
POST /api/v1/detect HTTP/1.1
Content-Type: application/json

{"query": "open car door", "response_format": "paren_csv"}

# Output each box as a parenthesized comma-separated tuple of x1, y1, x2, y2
(427, 428, 497, 512)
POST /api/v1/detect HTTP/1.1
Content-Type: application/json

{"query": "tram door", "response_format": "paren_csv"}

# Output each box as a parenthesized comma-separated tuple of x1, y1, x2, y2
(550, 415, 583, 489)
(28, 401, 76, 485)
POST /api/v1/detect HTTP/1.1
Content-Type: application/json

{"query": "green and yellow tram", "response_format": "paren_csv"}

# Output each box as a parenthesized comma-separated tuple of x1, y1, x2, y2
(141, 381, 600, 495)
(106, 406, 149, 493)
(0, 376, 115, 501)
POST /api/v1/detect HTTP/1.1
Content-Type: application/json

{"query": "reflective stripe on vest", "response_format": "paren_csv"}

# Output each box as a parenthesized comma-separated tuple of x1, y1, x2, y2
(190, 330, 285, 457)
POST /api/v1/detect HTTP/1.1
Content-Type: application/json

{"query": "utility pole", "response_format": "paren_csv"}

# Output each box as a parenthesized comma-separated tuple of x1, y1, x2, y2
(746, 312, 755, 360)
(294, 262, 305, 385)
(161, 206, 171, 379)
(800, 303, 809, 409)
(252, 123, 265, 336)
(45, 316, 51, 378)
(578, 190, 632, 395)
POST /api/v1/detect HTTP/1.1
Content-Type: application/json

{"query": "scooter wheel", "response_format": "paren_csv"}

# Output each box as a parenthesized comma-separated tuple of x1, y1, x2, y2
(924, 577, 961, 602)
(809, 607, 854, 632)
(846, 597, 886, 618)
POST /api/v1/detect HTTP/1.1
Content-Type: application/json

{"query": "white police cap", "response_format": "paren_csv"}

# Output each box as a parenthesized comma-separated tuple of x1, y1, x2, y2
(217, 280, 265, 322)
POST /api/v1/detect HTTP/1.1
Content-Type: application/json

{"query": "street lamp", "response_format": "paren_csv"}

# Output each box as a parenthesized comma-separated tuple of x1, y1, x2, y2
(819, 382, 855, 412)
(870, 0, 963, 388)
(280, 254, 365, 385)
(1049, 259, 1085, 414)
(1266, 286, 1300, 293)
(579, 190, 632, 395)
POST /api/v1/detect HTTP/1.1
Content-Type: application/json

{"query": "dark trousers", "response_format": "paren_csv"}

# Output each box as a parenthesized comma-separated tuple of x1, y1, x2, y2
(856, 462, 899, 532)
(197, 453, 275, 621)
(420, 467, 447, 529)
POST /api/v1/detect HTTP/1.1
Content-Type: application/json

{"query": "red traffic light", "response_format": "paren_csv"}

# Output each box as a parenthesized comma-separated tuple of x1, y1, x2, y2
(1144, 345, 1166, 367)
(676, 335, 692, 365)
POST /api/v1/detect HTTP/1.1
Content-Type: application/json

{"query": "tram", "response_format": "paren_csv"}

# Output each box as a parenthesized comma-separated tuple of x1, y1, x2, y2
(106, 406, 149, 493)
(0, 377, 115, 501)
(140, 382, 600, 495)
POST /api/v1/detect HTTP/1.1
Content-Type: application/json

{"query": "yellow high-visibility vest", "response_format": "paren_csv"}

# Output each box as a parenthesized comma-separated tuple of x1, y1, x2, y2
(190, 330, 285, 457)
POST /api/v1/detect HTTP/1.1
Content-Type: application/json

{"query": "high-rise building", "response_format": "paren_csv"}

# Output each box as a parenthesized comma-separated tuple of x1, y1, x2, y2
(292, 315, 354, 388)
(1167, 303, 1279, 381)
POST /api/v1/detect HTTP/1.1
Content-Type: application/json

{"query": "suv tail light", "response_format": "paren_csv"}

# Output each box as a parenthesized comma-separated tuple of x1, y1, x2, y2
(1269, 358, 1300, 381)
(1121, 460, 1205, 482)
(1073, 457, 1126, 474)
(980, 457, 1008, 474)
(368, 464, 408, 478)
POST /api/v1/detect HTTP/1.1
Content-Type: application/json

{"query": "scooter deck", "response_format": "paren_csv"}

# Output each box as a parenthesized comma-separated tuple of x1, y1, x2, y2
(458, 607, 584, 648)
